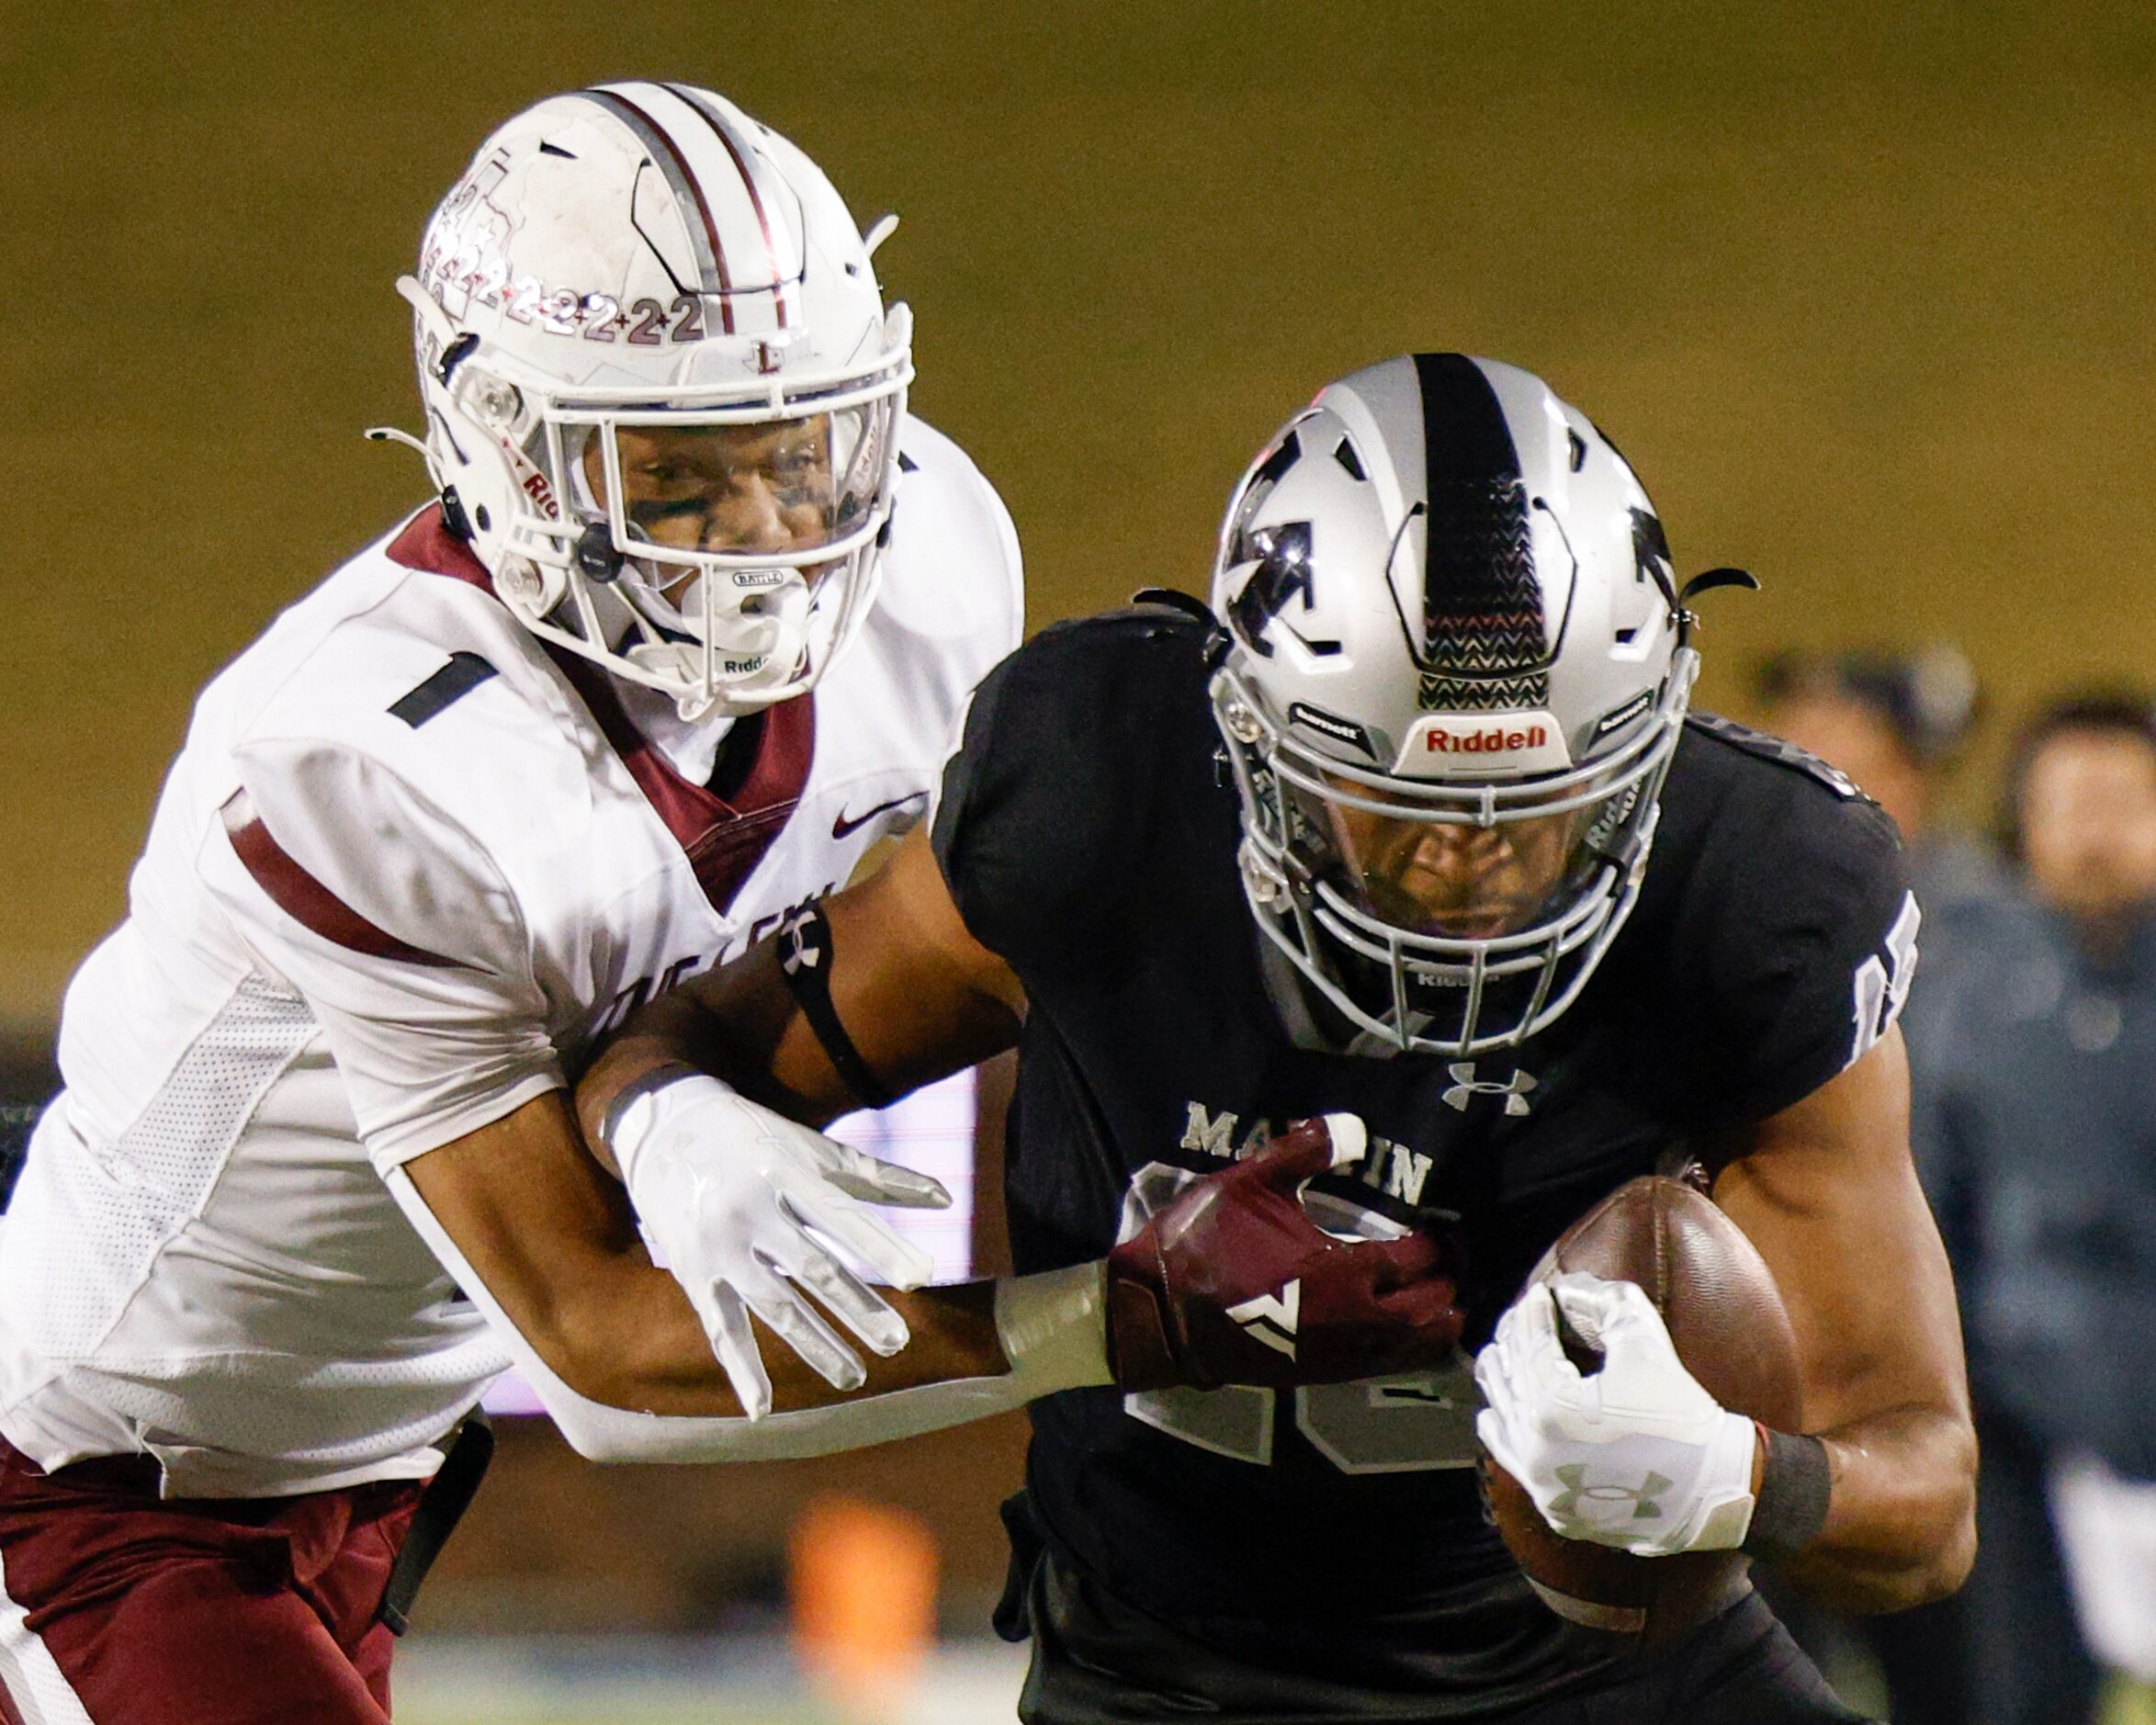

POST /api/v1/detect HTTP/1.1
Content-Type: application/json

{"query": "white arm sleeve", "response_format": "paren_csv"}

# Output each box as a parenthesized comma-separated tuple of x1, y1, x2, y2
(383, 1167, 1108, 1462)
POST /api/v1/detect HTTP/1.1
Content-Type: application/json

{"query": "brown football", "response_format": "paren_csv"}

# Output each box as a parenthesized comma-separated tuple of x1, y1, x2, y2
(1482, 1174, 1801, 1649)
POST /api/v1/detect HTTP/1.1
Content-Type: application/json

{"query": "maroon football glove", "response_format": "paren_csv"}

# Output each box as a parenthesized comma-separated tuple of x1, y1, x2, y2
(1104, 1114, 1464, 1392)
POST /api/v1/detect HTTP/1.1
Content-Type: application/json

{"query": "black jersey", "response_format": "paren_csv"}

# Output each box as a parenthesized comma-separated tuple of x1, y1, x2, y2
(932, 608, 1912, 1708)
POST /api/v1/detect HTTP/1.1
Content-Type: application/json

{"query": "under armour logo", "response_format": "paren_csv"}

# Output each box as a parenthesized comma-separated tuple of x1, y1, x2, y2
(1549, 1462, 1675, 1525)
(1225, 1279, 1301, 1359)
(1441, 1063, 1537, 1116)
(778, 910, 822, 976)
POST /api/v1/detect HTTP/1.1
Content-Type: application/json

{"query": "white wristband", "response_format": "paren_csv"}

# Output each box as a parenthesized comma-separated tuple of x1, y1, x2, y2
(994, 1261, 1112, 1398)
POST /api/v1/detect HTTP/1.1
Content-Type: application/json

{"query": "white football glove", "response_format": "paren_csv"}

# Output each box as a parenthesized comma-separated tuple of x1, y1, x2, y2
(609, 1072, 952, 1420)
(1473, 1271, 1758, 1557)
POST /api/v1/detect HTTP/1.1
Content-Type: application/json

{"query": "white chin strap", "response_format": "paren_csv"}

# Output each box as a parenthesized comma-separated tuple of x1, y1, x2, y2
(621, 568, 814, 717)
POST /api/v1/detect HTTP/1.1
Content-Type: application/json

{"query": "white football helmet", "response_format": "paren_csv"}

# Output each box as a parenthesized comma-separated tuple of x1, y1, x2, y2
(392, 82, 911, 719)
(1210, 354, 1711, 1056)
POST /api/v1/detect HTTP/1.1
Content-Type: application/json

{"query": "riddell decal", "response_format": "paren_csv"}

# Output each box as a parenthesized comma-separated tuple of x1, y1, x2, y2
(1393, 710, 1573, 777)
(519, 468, 561, 521)
(1426, 722, 1544, 754)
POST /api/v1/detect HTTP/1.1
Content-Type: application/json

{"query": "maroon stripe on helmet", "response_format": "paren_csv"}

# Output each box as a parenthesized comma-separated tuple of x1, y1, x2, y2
(666, 84, 792, 331)
(582, 86, 737, 334)
(220, 791, 463, 969)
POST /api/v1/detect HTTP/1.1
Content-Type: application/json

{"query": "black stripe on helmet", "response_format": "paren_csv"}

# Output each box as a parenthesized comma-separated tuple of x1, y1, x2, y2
(1411, 353, 1547, 710)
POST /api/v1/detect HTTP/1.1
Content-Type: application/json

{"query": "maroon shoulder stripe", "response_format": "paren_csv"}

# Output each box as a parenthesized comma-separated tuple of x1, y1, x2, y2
(582, 86, 737, 333)
(220, 791, 463, 969)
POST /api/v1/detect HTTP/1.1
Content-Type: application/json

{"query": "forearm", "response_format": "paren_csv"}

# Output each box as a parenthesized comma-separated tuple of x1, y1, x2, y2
(578, 847, 1030, 1158)
(1707, 1036, 1977, 1612)
(1776, 1401, 1977, 1612)
(398, 1144, 1107, 1460)
(565, 1264, 1005, 1417)
(544, 1262, 1110, 1461)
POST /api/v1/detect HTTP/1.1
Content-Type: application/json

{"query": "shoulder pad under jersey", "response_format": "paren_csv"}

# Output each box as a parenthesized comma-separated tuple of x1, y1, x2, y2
(1684, 713, 1868, 802)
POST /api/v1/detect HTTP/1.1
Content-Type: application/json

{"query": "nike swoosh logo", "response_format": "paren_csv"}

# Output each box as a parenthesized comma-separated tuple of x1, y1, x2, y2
(831, 791, 928, 840)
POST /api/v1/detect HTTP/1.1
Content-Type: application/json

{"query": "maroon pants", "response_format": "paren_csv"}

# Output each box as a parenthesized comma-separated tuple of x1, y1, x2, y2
(0, 1438, 422, 1723)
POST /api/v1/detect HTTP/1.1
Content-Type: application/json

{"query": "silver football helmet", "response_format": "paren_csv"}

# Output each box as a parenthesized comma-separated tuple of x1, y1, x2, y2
(388, 82, 910, 720)
(1210, 354, 1702, 1056)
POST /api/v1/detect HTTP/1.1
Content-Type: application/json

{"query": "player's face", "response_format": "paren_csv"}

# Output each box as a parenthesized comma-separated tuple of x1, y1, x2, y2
(583, 419, 843, 564)
(1322, 779, 1587, 941)
(2020, 729, 2156, 926)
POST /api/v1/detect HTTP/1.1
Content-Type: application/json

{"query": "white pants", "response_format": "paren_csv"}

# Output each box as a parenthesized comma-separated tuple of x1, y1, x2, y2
(2049, 1452, 2156, 1680)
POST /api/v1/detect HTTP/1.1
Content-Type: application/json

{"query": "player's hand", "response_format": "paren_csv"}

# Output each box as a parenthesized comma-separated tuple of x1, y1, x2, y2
(1473, 1271, 1759, 1556)
(1104, 1113, 1463, 1392)
(609, 1072, 951, 1418)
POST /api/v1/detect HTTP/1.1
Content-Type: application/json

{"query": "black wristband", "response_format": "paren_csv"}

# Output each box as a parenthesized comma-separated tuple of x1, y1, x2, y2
(774, 904, 896, 1109)
(1743, 1425, 1833, 1563)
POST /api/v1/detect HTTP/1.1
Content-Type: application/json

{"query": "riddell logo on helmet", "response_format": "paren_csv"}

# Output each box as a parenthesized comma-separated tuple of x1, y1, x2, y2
(1424, 723, 1548, 755)
(519, 470, 560, 521)
(1392, 711, 1574, 777)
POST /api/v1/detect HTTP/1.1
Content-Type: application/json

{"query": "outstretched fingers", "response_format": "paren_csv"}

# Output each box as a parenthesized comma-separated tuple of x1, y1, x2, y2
(773, 1198, 912, 1358)
(701, 1283, 774, 1421)
(819, 1140, 954, 1211)
(779, 1174, 938, 1293)
(732, 1254, 868, 1392)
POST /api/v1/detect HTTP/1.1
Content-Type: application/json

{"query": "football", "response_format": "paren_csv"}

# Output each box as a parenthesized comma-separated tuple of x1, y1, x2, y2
(1481, 1174, 1801, 1649)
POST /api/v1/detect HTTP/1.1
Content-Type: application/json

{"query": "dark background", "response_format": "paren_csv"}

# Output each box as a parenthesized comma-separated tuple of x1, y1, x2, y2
(6, 2, 2155, 1034)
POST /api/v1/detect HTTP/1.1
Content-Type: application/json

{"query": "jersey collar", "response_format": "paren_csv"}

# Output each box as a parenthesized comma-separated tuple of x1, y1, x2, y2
(385, 506, 817, 914)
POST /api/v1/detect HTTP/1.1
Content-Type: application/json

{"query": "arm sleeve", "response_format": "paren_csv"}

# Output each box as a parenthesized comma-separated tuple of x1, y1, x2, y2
(201, 734, 564, 1170)
(1676, 784, 1918, 1125)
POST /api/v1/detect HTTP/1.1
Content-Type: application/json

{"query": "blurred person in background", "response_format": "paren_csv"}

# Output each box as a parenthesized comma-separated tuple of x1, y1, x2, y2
(1757, 647, 2004, 1077)
(1925, 694, 2156, 1724)
(1758, 647, 2007, 1725)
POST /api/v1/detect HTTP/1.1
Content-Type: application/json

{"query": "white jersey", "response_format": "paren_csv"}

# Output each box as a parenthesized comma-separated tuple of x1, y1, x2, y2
(0, 420, 1021, 1499)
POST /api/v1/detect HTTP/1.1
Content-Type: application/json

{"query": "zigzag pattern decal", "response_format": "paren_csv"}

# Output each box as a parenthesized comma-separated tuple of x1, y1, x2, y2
(1418, 670, 1547, 712)
(1411, 356, 1551, 713)
(1420, 475, 1548, 709)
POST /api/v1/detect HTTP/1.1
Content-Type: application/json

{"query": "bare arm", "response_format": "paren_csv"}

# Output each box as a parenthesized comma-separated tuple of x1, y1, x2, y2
(395, 824, 1036, 1439)
(1710, 1026, 1977, 1612)
(578, 823, 1027, 1156)
(402, 1090, 1004, 1423)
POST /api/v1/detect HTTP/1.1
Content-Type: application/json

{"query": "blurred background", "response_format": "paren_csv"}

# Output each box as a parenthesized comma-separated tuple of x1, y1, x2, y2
(6, 4, 2156, 1720)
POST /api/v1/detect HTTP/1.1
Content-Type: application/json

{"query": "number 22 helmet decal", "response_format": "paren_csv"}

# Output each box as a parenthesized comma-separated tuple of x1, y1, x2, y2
(389, 83, 911, 719)
(1211, 355, 1742, 1056)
